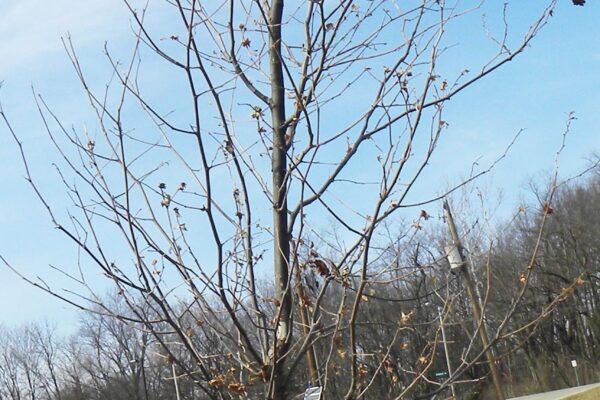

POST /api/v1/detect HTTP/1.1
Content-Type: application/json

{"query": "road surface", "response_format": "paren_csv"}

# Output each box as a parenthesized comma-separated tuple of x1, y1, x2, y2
(508, 383, 600, 400)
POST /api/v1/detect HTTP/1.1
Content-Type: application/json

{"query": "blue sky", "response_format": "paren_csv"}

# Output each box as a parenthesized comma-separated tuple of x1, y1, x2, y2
(0, 1, 598, 330)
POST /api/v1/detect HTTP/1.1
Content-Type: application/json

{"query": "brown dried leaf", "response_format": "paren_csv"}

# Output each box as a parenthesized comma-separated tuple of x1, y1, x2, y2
(358, 364, 368, 377)
(543, 203, 554, 215)
(251, 106, 263, 119)
(400, 311, 414, 325)
(228, 382, 246, 395)
(160, 195, 171, 208)
(300, 294, 311, 307)
(208, 375, 226, 387)
(383, 357, 394, 373)
(225, 139, 234, 154)
(256, 365, 270, 382)
(314, 259, 330, 276)
(266, 297, 281, 307)
(330, 362, 340, 375)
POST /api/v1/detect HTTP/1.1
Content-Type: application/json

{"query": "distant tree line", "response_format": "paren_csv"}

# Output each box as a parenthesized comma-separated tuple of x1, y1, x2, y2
(2, 170, 599, 400)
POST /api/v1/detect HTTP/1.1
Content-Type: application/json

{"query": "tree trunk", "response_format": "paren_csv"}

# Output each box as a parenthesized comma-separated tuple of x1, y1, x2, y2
(268, 0, 292, 397)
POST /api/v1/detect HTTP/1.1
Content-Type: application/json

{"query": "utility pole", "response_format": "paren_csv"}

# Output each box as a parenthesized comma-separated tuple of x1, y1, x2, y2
(443, 200, 505, 400)
(439, 306, 457, 399)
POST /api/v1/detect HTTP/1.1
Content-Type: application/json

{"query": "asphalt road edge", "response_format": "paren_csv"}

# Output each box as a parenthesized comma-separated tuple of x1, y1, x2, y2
(561, 386, 600, 400)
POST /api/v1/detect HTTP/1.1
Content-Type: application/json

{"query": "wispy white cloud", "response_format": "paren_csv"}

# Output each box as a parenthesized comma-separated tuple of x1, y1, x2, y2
(0, 0, 128, 75)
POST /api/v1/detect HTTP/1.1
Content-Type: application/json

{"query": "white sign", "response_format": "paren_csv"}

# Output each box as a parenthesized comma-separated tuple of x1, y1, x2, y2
(445, 245, 465, 270)
(571, 360, 578, 368)
(304, 386, 322, 400)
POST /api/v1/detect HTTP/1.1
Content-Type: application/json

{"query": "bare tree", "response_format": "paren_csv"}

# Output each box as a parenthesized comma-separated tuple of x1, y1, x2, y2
(3, 0, 586, 398)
